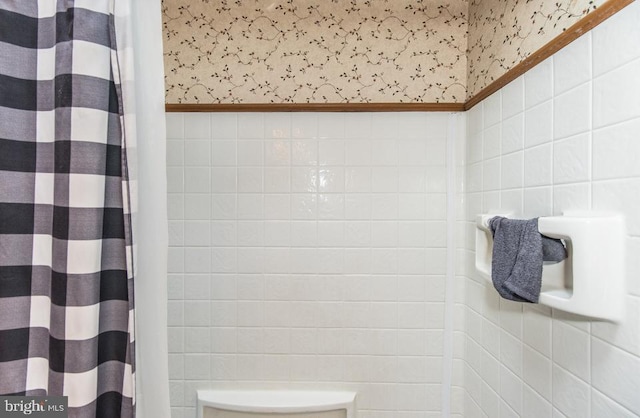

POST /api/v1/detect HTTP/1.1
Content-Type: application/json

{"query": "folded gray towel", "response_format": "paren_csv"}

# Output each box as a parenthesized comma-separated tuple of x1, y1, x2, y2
(489, 216, 567, 303)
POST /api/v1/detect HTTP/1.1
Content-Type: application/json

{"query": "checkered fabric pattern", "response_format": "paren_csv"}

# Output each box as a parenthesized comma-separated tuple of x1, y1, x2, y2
(0, 1, 135, 417)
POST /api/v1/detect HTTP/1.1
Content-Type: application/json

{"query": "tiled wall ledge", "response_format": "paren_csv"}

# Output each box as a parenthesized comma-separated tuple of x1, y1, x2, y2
(164, 0, 632, 113)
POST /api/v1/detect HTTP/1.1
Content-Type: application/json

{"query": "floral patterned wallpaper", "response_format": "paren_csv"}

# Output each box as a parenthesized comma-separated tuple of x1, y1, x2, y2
(467, 0, 606, 97)
(162, 0, 468, 104)
(162, 0, 611, 104)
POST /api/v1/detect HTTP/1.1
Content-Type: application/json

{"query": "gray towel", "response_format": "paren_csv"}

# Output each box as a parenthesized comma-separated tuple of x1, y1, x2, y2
(489, 216, 567, 303)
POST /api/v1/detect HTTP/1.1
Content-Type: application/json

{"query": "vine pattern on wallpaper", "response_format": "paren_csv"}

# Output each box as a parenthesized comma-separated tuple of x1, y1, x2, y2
(162, 0, 468, 104)
(467, 0, 605, 97)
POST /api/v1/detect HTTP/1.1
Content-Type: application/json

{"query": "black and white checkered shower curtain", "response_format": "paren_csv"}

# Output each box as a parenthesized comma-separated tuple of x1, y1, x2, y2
(0, 1, 135, 417)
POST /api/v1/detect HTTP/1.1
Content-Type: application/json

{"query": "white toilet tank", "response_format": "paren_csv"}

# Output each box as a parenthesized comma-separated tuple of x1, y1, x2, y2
(197, 390, 356, 418)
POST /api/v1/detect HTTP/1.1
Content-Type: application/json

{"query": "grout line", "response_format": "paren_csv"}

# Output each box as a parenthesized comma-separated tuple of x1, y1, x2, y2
(522, 381, 552, 410)
(590, 332, 640, 359)
(591, 113, 640, 132)
(591, 386, 639, 416)
(588, 32, 595, 216)
(441, 112, 458, 417)
(552, 360, 592, 388)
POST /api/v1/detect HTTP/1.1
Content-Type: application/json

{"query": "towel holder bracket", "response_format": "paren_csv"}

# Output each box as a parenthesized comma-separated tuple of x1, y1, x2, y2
(475, 211, 625, 322)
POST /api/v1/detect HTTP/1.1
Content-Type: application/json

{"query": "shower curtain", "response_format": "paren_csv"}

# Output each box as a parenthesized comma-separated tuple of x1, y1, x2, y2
(0, 1, 169, 417)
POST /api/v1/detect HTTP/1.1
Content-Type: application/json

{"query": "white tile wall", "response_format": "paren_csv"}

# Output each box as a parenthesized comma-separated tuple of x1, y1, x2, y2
(165, 4, 640, 417)
(166, 111, 459, 418)
(461, 2, 640, 417)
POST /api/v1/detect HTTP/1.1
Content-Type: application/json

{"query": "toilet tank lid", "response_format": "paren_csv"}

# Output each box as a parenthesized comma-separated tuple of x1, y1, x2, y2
(197, 390, 356, 413)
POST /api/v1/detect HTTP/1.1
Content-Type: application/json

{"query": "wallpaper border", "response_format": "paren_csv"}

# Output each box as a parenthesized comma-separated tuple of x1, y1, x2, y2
(164, 0, 632, 113)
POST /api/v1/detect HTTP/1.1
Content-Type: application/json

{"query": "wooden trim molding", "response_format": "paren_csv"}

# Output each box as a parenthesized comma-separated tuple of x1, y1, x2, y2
(164, 102, 465, 113)
(165, 0, 632, 113)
